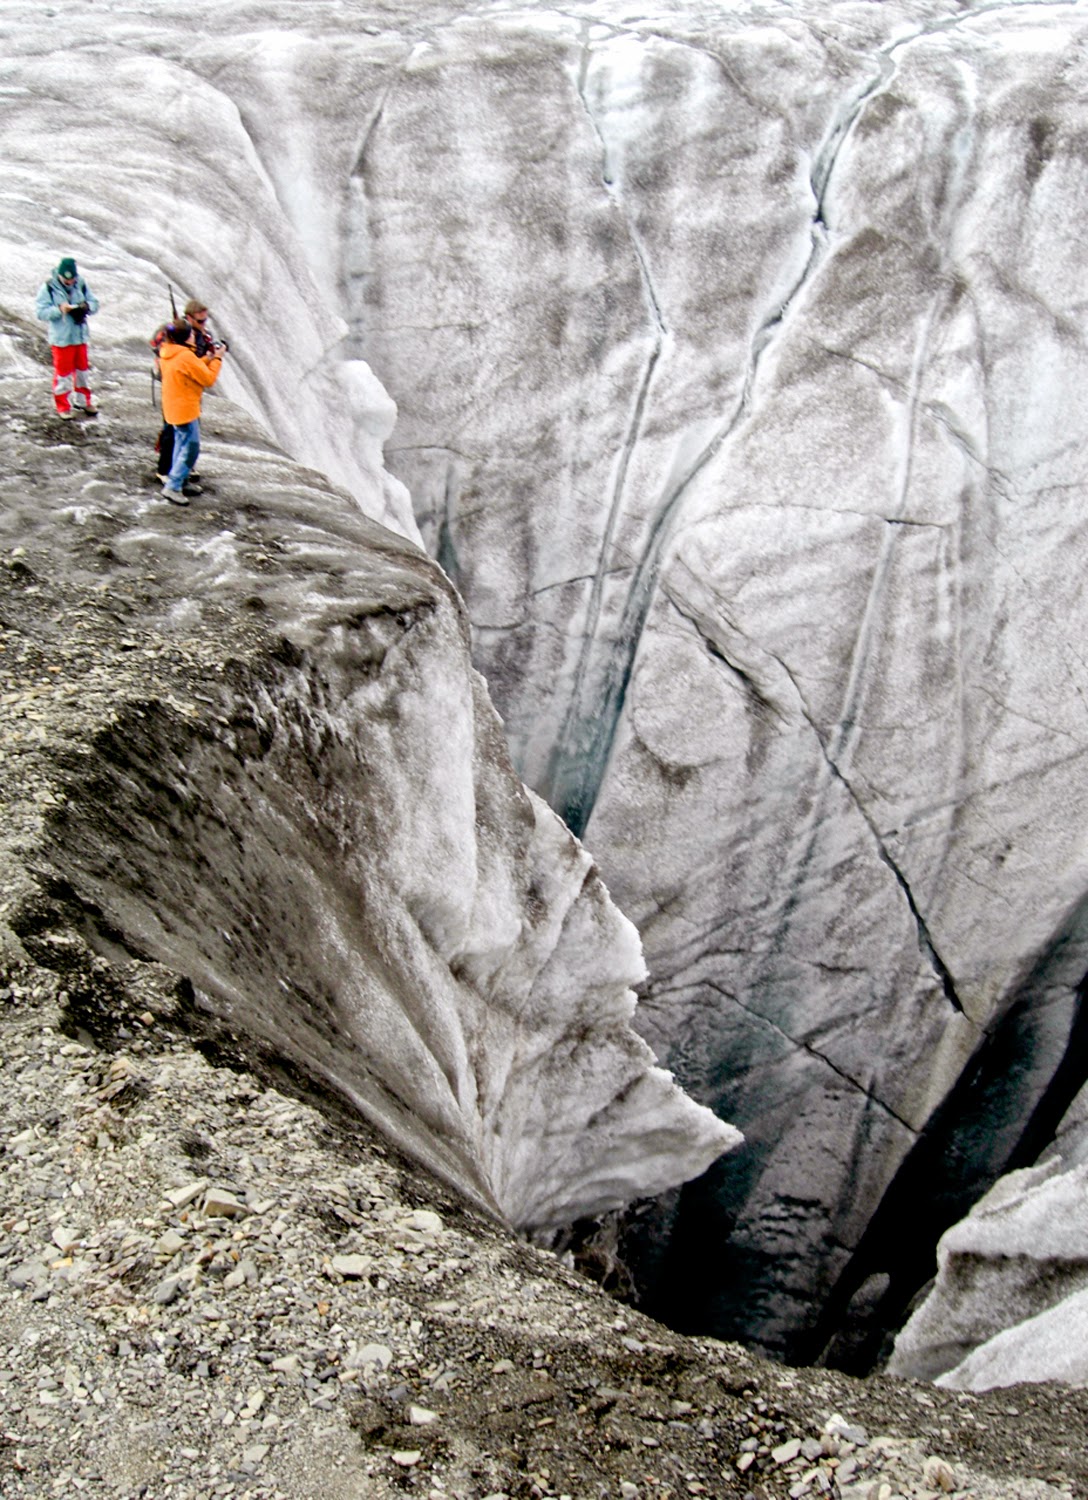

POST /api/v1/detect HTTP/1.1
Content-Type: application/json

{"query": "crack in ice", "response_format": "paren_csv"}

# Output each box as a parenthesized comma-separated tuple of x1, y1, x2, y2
(543, 18, 668, 832)
(540, 0, 1074, 838)
(701, 981, 922, 1133)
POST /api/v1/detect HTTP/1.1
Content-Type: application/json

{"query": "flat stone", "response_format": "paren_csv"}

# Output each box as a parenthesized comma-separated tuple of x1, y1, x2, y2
(330, 1253, 371, 1279)
(772, 1437, 803, 1465)
(9, 1261, 46, 1289)
(203, 1189, 249, 1218)
(400, 1209, 443, 1236)
(164, 1180, 209, 1210)
(346, 1343, 393, 1370)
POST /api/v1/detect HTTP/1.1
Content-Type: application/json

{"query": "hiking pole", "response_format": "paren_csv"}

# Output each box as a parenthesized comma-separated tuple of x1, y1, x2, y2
(168, 283, 178, 321)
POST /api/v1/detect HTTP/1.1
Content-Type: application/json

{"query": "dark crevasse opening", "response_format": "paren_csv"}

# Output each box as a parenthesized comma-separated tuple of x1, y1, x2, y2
(808, 975, 1088, 1373)
(622, 1146, 794, 1348)
(616, 897, 1088, 1370)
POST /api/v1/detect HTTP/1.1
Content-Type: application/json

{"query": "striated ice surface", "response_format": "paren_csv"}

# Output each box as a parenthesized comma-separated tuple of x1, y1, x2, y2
(6, 0, 1088, 1365)
(0, 382, 738, 1233)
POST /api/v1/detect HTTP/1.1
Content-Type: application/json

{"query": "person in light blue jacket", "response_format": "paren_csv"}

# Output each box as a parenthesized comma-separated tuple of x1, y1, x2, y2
(34, 256, 100, 419)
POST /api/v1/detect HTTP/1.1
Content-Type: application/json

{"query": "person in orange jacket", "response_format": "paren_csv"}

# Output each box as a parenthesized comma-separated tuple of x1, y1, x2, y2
(158, 319, 226, 505)
(150, 297, 217, 479)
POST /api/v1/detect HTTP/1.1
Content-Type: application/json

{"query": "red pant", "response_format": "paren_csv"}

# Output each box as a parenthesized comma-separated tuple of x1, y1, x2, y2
(51, 344, 93, 414)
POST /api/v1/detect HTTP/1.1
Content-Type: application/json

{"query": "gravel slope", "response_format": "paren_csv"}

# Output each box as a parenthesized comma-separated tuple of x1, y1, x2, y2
(1, 966, 1085, 1500)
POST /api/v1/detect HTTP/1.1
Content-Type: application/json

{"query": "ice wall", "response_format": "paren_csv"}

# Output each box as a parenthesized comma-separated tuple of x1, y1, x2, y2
(0, 339, 737, 1232)
(6, 0, 1088, 1365)
(345, 0, 1088, 1361)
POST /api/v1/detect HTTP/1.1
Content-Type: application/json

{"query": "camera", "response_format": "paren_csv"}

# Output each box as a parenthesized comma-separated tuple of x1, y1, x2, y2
(214, 338, 229, 353)
(69, 303, 88, 324)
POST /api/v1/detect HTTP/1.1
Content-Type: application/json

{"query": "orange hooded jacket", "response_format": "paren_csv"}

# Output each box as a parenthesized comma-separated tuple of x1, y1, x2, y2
(159, 341, 223, 425)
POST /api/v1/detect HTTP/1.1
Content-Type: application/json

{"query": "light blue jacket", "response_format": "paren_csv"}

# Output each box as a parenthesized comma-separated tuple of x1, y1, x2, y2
(35, 271, 99, 347)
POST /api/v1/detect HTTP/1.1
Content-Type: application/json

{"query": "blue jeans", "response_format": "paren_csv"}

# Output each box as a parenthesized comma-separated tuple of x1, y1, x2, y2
(166, 419, 200, 490)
